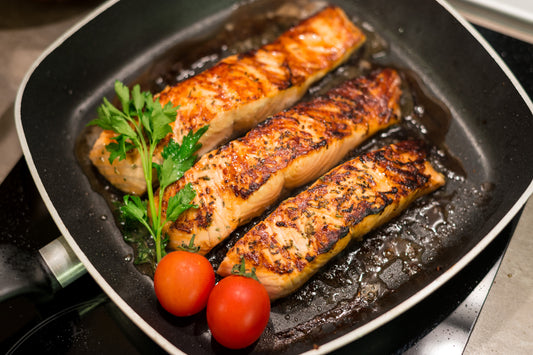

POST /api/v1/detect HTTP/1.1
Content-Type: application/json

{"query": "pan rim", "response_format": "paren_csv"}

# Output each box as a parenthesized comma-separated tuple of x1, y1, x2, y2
(307, 2, 533, 353)
(13, 1, 183, 354)
(308, 0, 533, 352)
(13, 0, 533, 354)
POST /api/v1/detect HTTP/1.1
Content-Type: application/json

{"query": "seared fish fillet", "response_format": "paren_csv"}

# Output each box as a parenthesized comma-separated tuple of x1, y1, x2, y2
(161, 69, 402, 255)
(89, 6, 366, 195)
(218, 141, 446, 300)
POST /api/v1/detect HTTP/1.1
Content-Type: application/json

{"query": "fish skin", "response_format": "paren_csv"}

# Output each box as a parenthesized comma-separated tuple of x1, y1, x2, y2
(217, 140, 446, 300)
(160, 68, 402, 255)
(89, 5, 366, 195)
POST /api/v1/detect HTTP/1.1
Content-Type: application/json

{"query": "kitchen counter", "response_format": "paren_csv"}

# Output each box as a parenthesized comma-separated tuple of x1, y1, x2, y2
(464, 200, 533, 353)
(1, 1, 532, 353)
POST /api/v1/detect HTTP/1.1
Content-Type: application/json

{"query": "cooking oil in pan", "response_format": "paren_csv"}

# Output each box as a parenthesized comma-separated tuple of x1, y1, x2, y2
(75, 0, 494, 349)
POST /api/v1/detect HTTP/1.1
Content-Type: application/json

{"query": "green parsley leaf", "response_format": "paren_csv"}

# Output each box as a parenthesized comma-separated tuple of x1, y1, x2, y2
(115, 80, 131, 116)
(120, 195, 148, 224)
(106, 135, 135, 163)
(89, 99, 122, 131)
(179, 125, 209, 157)
(166, 183, 198, 222)
(131, 84, 145, 113)
(149, 101, 174, 143)
(154, 154, 191, 189)
(110, 114, 137, 140)
(155, 125, 208, 189)
(89, 80, 207, 264)
(102, 97, 125, 119)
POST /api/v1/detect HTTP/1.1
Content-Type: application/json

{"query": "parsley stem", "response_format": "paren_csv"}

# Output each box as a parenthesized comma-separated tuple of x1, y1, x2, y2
(127, 116, 163, 261)
(89, 81, 206, 266)
(144, 144, 161, 261)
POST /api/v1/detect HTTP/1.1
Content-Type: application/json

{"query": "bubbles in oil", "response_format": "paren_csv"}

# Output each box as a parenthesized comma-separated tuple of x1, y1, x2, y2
(74, 0, 496, 349)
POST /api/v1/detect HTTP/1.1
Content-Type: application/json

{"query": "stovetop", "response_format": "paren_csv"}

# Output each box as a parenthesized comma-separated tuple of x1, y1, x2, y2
(1, 17, 532, 355)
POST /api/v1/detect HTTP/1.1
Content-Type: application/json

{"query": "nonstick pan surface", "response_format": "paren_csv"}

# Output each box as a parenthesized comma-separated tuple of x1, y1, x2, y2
(15, 0, 533, 353)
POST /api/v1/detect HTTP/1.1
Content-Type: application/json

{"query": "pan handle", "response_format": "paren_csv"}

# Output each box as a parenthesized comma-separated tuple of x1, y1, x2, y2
(39, 236, 87, 288)
(0, 236, 86, 302)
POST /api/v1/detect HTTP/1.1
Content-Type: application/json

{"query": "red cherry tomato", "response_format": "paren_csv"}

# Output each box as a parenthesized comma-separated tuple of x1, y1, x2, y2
(154, 251, 215, 317)
(206, 275, 270, 349)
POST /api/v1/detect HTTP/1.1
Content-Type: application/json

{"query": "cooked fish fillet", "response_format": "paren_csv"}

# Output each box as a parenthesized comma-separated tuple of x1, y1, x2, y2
(89, 5, 366, 195)
(160, 68, 402, 255)
(218, 141, 446, 300)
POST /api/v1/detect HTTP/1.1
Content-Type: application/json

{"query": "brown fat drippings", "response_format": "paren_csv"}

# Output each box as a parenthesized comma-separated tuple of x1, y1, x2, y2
(76, 0, 493, 348)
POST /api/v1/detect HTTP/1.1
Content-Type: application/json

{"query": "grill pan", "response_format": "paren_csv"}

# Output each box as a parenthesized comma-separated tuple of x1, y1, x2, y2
(15, 0, 533, 353)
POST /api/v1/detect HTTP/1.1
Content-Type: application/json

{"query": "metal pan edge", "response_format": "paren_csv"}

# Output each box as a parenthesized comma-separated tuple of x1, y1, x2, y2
(311, 1, 533, 353)
(13, 0, 533, 354)
(13, 1, 184, 354)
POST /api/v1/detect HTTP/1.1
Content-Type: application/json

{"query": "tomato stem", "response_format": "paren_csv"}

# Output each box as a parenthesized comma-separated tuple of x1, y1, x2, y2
(178, 234, 201, 253)
(231, 257, 259, 281)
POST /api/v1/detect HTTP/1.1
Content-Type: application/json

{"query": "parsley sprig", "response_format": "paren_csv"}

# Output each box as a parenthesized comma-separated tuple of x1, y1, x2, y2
(88, 81, 207, 263)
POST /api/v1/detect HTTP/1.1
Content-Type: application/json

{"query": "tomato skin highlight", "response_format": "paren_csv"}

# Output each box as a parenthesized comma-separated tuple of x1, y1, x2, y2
(206, 275, 270, 349)
(154, 251, 215, 317)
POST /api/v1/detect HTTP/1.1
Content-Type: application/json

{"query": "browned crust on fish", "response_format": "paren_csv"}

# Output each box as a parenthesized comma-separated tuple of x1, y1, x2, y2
(89, 6, 366, 195)
(161, 69, 402, 255)
(218, 141, 446, 300)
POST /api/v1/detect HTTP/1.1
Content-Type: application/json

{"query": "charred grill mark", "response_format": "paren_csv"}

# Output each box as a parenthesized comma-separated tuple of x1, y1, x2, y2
(305, 254, 316, 262)
(164, 67, 401, 254)
(217, 69, 402, 199)
(232, 180, 264, 199)
(191, 201, 214, 229)
(169, 223, 192, 234)
(220, 141, 446, 299)
(314, 226, 341, 255)
(281, 57, 294, 89)
(343, 197, 391, 227)
(91, 6, 366, 195)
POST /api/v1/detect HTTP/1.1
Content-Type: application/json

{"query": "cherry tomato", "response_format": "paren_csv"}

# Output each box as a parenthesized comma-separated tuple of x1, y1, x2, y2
(206, 275, 270, 349)
(154, 251, 215, 317)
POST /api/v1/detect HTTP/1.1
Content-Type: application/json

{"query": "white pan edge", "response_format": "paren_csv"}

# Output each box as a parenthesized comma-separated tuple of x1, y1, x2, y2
(14, 1, 533, 354)
(308, 0, 533, 353)
(13, 0, 184, 354)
